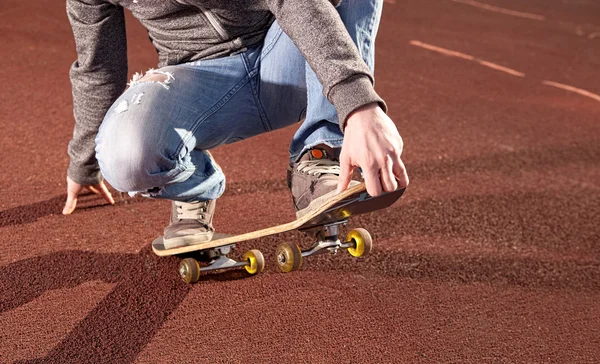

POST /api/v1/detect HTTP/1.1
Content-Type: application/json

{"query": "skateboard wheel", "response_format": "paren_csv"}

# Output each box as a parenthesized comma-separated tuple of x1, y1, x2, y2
(244, 249, 265, 275)
(347, 228, 372, 257)
(179, 258, 201, 283)
(276, 243, 302, 273)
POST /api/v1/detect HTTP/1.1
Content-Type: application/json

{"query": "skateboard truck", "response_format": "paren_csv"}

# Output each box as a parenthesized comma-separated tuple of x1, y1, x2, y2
(178, 244, 265, 284)
(276, 221, 373, 273)
(302, 221, 346, 256)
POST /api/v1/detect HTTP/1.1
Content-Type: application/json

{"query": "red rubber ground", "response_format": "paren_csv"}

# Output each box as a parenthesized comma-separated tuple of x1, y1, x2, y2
(1, 0, 599, 362)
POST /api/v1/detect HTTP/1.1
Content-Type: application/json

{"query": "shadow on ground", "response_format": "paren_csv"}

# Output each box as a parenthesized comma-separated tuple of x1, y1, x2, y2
(0, 244, 257, 362)
(0, 193, 153, 228)
(0, 246, 185, 362)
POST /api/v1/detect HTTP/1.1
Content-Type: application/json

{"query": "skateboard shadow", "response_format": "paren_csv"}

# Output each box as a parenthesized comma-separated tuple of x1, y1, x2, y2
(0, 244, 251, 362)
(351, 248, 600, 291)
(319, 189, 600, 291)
(198, 269, 255, 283)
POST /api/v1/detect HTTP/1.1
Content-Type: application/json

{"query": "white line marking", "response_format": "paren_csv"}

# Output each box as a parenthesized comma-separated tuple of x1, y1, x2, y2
(452, 0, 546, 21)
(477, 60, 525, 77)
(409, 43, 599, 104)
(409, 41, 475, 61)
(542, 81, 600, 103)
(409, 40, 525, 77)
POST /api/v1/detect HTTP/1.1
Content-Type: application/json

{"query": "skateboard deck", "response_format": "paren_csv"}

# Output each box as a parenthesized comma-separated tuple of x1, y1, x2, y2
(152, 182, 404, 256)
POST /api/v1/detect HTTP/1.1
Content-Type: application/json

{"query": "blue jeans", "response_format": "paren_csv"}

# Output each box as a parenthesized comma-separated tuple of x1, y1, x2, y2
(96, 0, 383, 202)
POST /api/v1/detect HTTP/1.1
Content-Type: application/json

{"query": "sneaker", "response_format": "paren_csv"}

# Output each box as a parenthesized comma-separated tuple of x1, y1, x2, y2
(162, 200, 216, 249)
(287, 146, 360, 219)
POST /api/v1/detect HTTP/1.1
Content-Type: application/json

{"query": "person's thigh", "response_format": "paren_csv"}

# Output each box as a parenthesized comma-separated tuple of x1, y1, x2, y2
(256, 21, 308, 132)
(95, 54, 268, 194)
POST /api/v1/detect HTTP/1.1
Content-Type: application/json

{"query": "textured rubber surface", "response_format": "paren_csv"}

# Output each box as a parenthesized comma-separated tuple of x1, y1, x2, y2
(1, 0, 599, 362)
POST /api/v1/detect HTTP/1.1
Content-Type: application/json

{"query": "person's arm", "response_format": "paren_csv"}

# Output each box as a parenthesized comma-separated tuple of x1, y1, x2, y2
(267, 0, 408, 195)
(63, 0, 128, 214)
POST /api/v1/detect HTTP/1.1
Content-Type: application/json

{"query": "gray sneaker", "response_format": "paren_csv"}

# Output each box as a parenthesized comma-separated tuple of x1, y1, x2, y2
(287, 146, 360, 219)
(162, 200, 216, 249)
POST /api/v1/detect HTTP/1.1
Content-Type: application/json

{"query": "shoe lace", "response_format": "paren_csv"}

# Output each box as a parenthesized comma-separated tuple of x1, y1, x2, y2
(296, 159, 340, 177)
(176, 201, 209, 220)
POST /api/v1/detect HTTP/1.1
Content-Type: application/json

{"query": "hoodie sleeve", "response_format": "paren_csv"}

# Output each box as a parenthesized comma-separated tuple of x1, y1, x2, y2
(66, 0, 128, 185)
(266, 0, 387, 130)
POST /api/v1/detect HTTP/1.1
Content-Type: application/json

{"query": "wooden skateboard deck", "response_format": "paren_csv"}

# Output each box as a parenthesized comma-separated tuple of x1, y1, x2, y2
(152, 182, 405, 257)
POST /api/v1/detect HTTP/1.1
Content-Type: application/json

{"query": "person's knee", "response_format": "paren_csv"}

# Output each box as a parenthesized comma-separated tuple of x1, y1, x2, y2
(95, 113, 176, 193)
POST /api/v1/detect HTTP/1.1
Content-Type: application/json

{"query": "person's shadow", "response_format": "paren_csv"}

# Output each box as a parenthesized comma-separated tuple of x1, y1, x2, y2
(1, 244, 254, 363)
(0, 193, 252, 363)
(1, 246, 179, 362)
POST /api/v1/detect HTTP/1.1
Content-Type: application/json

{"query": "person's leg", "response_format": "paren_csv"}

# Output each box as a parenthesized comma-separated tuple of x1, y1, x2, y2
(95, 50, 269, 247)
(257, 0, 384, 217)
(96, 53, 269, 203)
(254, 21, 308, 132)
(253, 0, 383, 161)
(288, 0, 384, 162)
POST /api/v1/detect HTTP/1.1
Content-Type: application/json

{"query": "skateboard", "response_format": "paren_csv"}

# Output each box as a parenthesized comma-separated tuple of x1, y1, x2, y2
(152, 183, 405, 283)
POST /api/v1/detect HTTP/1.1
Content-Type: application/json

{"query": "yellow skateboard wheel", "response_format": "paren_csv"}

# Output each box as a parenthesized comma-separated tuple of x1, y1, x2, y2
(276, 242, 302, 273)
(179, 258, 201, 283)
(347, 228, 372, 257)
(244, 249, 265, 275)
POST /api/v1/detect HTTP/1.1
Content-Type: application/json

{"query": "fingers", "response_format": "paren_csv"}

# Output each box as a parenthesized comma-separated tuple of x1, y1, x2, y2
(96, 182, 115, 205)
(337, 152, 353, 194)
(363, 165, 383, 197)
(392, 154, 409, 189)
(63, 176, 116, 215)
(62, 189, 78, 215)
(380, 155, 398, 193)
(87, 186, 100, 194)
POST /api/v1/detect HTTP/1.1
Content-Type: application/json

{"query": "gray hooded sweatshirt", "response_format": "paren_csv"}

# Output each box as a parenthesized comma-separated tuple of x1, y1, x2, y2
(67, 0, 386, 185)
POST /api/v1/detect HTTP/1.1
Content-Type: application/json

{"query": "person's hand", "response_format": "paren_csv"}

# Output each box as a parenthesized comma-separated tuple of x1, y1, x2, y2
(62, 175, 115, 215)
(337, 103, 409, 196)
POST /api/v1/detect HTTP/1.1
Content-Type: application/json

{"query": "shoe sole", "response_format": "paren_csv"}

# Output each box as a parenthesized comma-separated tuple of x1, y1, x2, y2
(162, 231, 215, 250)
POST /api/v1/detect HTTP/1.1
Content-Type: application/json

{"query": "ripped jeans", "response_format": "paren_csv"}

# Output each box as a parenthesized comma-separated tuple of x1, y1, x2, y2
(95, 0, 382, 202)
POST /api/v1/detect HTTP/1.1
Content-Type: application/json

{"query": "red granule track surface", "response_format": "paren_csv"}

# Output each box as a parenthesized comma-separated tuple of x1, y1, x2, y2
(1, 0, 599, 362)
